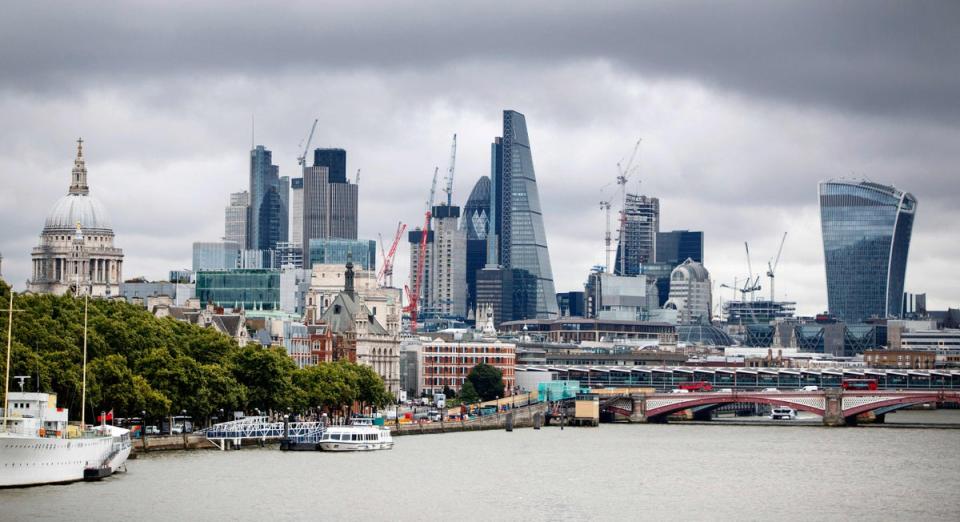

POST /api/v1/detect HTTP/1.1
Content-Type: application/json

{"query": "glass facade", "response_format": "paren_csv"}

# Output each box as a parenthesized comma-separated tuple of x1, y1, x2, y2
(313, 148, 347, 184)
(819, 180, 916, 322)
(493, 110, 559, 318)
(196, 269, 281, 310)
(192, 241, 240, 272)
(307, 238, 376, 270)
(656, 230, 704, 265)
(249, 146, 288, 250)
(614, 194, 659, 276)
(463, 176, 491, 314)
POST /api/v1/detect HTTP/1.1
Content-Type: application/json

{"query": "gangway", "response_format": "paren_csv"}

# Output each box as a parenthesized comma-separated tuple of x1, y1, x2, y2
(202, 416, 325, 450)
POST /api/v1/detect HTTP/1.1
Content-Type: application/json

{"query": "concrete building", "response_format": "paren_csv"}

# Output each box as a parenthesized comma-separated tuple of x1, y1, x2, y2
(224, 191, 250, 248)
(614, 194, 659, 276)
(430, 204, 467, 318)
(586, 272, 658, 322)
(407, 228, 434, 312)
(192, 241, 241, 272)
(238, 249, 275, 269)
(276, 241, 303, 269)
(664, 259, 712, 325)
(121, 280, 196, 308)
(290, 177, 303, 246)
(500, 318, 676, 346)
(28, 140, 124, 297)
(419, 335, 516, 397)
(279, 267, 310, 316)
(864, 350, 935, 369)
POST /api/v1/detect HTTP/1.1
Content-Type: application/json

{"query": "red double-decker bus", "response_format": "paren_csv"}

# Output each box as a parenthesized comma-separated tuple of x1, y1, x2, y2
(678, 381, 713, 392)
(841, 379, 878, 391)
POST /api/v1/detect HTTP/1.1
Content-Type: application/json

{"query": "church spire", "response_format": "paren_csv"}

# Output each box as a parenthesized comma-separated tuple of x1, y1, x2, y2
(69, 137, 89, 195)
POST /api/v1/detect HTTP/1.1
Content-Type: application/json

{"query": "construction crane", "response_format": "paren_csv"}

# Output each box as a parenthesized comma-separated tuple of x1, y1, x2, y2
(599, 200, 612, 272)
(615, 139, 641, 275)
(377, 221, 407, 287)
(403, 167, 439, 334)
(443, 134, 457, 206)
(743, 242, 762, 301)
(297, 118, 319, 167)
(767, 232, 788, 302)
(354, 169, 361, 185)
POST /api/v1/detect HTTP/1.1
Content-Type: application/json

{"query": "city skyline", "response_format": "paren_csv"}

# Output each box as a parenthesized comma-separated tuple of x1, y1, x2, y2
(1, 2, 958, 316)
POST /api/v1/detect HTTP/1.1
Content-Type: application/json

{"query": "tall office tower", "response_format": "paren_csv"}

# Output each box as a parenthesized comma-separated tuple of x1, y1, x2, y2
(819, 180, 917, 322)
(192, 241, 241, 272)
(431, 205, 467, 318)
(476, 267, 536, 327)
(278, 175, 290, 245)
(463, 176, 491, 316)
(491, 110, 559, 318)
(614, 194, 659, 276)
(407, 228, 434, 312)
(313, 148, 347, 184)
(225, 191, 250, 247)
(656, 230, 703, 265)
(290, 177, 304, 245)
(249, 145, 287, 250)
(302, 154, 358, 245)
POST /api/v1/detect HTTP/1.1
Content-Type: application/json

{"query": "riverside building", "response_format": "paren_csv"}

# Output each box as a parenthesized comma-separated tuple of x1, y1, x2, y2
(28, 139, 124, 297)
(419, 335, 516, 397)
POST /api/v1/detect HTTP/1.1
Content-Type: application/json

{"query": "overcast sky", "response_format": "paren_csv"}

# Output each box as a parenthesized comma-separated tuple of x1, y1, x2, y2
(1, 1, 958, 315)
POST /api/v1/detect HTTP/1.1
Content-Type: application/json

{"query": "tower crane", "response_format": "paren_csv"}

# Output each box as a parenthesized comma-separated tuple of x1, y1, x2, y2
(378, 221, 407, 288)
(599, 200, 612, 272)
(742, 242, 762, 301)
(613, 139, 641, 275)
(767, 232, 788, 302)
(443, 134, 457, 206)
(354, 169, 361, 185)
(297, 118, 319, 167)
(403, 167, 439, 334)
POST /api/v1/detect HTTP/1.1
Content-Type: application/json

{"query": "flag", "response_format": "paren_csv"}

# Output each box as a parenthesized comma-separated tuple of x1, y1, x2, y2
(97, 410, 114, 423)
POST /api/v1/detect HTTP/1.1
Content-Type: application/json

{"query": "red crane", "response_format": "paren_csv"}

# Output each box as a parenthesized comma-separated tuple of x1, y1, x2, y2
(377, 221, 407, 287)
(403, 167, 439, 334)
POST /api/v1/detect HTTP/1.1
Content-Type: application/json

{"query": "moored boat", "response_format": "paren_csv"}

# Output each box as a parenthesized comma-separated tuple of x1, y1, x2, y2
(317, 418, 393, 452)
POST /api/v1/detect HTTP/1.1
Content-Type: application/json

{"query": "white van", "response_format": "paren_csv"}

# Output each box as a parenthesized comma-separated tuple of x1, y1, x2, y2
(802, 385, 819, 392)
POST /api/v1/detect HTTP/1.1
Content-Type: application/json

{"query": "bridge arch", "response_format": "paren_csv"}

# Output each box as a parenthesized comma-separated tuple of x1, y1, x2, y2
(644, 394, 826, 420)
(842, 393, 947, 419)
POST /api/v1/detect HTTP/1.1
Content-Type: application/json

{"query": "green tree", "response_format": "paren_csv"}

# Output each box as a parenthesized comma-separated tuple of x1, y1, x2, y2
(459, 380, 480, 404)
(229, 345, 298, 412)
(466, 363, 504, 402)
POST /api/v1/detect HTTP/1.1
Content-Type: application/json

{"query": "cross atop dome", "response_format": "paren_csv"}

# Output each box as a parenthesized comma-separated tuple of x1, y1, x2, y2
(68, 137, 89, 195)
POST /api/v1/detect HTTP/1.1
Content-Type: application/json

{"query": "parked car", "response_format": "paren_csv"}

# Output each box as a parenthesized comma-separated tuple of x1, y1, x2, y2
(762, 388, 780, 393)
(670, 389, 690, 394)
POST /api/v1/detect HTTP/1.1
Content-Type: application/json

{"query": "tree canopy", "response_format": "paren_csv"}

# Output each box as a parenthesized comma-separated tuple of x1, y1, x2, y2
(0, 281, 392, 423)
(465, 363, 504, 402)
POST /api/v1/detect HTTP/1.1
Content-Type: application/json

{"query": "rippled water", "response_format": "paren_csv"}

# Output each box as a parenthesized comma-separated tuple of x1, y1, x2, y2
(3, 411, 959, 521)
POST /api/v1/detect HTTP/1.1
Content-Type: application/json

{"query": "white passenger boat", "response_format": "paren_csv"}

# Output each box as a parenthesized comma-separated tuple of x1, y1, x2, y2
(0, 392, 132, 487)
(317, 418, 393, 452)
(1, 291, 131, 487)
(770, 407, 798, 420)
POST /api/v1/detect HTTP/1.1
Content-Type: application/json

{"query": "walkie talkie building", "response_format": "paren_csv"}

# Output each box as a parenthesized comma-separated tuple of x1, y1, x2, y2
(819, 180, 916, 323)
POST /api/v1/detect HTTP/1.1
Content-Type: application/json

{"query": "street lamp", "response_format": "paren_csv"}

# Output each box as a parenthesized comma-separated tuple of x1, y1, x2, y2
(141, 410, 147, 450)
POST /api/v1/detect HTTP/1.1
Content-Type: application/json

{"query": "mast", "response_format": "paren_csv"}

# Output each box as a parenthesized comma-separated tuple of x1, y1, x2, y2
(81, 293, 88, 429)
(2, 291, 12, 432)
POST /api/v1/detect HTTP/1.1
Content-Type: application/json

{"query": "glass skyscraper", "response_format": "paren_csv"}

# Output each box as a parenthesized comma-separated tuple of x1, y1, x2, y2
(463, 176, 491, 314)
(819, 180, 917, 323)
(614, 193, 659, 276)
(307, 238, 376, 271)
(249, 145, 288, 250)
(492, 110, 559, 319)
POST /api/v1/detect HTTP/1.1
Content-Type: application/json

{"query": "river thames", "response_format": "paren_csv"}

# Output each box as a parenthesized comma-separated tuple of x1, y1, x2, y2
(3, 413, 959, 521)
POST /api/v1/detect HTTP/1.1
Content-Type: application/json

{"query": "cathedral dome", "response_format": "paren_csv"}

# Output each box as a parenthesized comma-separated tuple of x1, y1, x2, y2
(44, 193, 112, 232)
(41, 138, 114, 233)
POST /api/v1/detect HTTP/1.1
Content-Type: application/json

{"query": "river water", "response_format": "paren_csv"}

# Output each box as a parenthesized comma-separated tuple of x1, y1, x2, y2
(3, 411, 959, 521)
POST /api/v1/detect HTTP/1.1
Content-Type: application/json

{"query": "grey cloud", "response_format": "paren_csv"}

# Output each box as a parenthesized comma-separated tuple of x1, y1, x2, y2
(2, 2, 958, 122)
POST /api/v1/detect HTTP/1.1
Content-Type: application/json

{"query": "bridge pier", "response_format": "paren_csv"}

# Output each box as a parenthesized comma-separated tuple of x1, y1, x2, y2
(629, 394, 648, 423)
(822, 390, 846, 426)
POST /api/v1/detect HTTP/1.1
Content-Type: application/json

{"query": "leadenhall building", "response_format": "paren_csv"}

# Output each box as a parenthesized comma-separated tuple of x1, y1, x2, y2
(27, 139, 124, 296)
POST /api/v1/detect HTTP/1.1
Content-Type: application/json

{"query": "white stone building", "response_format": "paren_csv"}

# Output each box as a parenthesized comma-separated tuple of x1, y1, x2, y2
(27, 140, 124, 297)
(664, 258, 712, 325)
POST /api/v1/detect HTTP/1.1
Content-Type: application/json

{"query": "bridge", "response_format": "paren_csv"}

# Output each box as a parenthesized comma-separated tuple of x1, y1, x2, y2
(202, 416, 325, 450)
(519, 366, 960, 391)
(599, 390, 960, 426)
